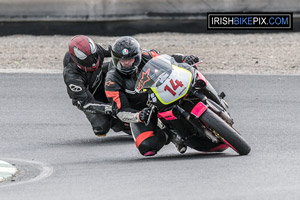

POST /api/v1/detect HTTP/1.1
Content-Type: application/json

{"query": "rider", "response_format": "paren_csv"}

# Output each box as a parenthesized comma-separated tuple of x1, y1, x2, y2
(63, 35, 129, 137)
(104, 36, 199, 156)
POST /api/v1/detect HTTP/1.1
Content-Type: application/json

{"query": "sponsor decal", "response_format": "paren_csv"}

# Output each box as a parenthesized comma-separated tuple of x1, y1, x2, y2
(69, 84, 82, 92)
(125, 89, 136, 94)
(105, 81, 115, 86)
(122, 49, 129, 55)
(207, 12, 293, 30)
(137, 68, 151, 91)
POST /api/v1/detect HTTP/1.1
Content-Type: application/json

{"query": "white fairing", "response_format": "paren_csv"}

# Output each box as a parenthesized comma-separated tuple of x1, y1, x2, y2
(151, 65, 192, 105)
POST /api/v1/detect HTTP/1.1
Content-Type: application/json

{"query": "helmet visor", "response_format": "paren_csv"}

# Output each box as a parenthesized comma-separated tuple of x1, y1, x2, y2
(78, 53, 99, 67)
(119, 58, 135, 69)
(114, 53, 141, 74)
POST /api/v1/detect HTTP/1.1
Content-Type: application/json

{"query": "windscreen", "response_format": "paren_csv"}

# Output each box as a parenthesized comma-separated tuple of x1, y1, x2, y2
(135, 55, 173, 92)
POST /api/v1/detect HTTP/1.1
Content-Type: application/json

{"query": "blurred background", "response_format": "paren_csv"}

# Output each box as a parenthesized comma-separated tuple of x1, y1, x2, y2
(0, 0, 299, 35)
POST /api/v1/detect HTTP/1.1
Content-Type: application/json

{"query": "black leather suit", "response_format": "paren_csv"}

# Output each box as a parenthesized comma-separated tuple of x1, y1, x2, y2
(105, 50, 193, 155)
(63, 44, 126, 136)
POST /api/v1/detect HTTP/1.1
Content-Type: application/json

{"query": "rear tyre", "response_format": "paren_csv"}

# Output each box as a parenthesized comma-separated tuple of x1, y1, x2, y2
(200, 109, 251, 155)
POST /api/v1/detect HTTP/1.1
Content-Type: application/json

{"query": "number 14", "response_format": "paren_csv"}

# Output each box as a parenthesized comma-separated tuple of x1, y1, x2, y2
(164, 79, 183, 96)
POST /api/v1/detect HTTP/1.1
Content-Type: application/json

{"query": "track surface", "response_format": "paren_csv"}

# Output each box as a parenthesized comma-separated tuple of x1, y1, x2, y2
(1, 73, 300, 200)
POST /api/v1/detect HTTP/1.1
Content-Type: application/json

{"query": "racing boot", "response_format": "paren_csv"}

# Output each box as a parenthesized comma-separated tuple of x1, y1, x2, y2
(122, 123, 132, 135)
(171, 135, 187, 154)
(165, 130, 187, 154)
(111, 120, 132, 135)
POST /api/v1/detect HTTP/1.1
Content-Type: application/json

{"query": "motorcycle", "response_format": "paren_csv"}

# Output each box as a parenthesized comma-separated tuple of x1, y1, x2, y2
(134, 54, 251, 155)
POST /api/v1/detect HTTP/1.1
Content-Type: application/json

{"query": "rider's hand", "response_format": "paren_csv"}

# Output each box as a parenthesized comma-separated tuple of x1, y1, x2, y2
(104, 104, 113, 115)
(183, 55, 199, 65)
(138, 107, 151, 123)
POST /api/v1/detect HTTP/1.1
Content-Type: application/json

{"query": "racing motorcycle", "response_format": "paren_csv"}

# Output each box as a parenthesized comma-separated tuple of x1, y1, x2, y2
(134, 55, 251, 155)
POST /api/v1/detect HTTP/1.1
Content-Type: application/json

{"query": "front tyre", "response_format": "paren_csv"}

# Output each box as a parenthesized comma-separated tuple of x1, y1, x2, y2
(200, 109, 251, 155)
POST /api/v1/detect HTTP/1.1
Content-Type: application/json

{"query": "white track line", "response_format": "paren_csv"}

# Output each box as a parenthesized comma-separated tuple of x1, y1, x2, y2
(0, 160, 18, 182)
(0, 158, 54, 187)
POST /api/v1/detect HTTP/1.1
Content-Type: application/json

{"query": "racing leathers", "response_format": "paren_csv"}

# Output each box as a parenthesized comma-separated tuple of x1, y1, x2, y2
(105, 49, 198, 155)
(63, 44, 126, 136)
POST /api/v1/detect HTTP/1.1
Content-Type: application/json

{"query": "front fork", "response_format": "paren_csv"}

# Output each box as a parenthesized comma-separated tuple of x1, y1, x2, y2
(170, 90, 233, 143)
(191, 90, 233, 125)
(200, 80, 229, 112)
(170, 102, 221, 143)
(154, 90, 233, 143)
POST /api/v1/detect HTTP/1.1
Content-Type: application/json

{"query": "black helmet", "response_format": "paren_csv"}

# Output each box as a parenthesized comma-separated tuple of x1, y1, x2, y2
(111, 36, 142, 75)
(68, 35, 100, 72)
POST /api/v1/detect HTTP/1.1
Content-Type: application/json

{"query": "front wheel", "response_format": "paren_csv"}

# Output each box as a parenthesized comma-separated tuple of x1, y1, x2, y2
(200, 109, 251, 155)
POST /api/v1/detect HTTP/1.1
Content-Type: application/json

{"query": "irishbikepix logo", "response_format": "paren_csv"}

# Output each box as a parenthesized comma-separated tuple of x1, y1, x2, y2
(207, 13, 293, 30)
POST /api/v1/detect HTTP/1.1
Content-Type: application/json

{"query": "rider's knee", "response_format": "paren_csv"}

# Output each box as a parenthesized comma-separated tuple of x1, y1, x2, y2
(137, 134, 166, 156)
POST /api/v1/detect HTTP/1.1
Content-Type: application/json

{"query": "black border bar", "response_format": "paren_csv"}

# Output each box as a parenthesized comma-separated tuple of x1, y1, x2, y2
(207, 12, 293, 30)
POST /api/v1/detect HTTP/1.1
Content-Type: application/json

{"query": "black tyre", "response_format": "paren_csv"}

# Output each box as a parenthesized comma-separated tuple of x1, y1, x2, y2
(200, 108, 251, 155)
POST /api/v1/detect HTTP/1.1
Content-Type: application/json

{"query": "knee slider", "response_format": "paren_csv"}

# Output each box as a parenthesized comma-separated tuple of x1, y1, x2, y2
(138, 136, 164, 156)
(93, 126, 109, 137)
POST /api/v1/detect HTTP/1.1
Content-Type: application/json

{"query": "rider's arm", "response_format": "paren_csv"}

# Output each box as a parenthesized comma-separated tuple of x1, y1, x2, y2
(141, 49, 198, 68)
(96, 43, 112, 58)
(104, 72, 142, 123)
(171, 53, 199, 68)
(140, 49, 199, 76)
(176, 62, 198, 73)
(140, 48, 198, 66)
(63, 65, 112, 115)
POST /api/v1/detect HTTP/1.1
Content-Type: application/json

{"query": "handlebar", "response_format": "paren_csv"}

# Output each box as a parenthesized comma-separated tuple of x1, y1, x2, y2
(173, 105, 190, 120)
(145, 106, 155, 126)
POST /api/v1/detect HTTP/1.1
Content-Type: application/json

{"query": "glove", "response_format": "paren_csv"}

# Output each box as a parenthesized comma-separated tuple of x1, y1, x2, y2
(81, 103, 113, 115)
(183, 55, 199, 65)
(138, 107, 151, 123)
(103, 104, 113, 115)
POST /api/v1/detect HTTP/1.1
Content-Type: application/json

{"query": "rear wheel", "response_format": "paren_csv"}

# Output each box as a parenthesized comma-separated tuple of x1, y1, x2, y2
(200, 109, 251, 155)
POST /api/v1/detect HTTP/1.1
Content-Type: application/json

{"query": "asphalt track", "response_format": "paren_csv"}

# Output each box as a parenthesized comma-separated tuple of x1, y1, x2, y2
(1, 73, 300, 200)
